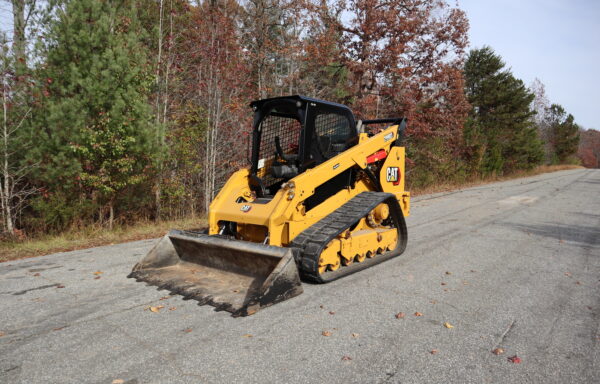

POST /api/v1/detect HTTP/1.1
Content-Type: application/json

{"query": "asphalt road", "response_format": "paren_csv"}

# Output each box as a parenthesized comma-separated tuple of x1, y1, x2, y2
(1, 169, 599, 384)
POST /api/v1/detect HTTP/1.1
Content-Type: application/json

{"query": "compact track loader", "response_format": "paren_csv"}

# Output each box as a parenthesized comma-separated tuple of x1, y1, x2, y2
(130, 96, 410, 316)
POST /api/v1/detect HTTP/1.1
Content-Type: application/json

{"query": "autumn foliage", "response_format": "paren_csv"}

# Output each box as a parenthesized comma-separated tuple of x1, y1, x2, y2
(304, 0, 471, 186)
(0, 0, 585, 235)
(578, 130, 600, 168)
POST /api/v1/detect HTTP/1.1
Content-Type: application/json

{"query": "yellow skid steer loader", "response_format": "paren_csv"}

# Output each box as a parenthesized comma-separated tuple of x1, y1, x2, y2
(130, 96, 410, 316)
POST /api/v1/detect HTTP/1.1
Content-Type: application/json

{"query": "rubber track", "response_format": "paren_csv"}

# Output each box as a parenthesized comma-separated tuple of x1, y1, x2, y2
(291, 191, 407, 283)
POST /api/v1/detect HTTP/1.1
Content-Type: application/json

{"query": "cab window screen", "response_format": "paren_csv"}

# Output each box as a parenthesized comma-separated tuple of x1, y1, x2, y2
(314, 113, 351, 144)
(258, 114, 301, 186)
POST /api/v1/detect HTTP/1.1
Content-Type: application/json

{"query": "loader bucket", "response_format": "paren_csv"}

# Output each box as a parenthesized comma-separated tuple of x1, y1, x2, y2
(128, 230, 303, 316)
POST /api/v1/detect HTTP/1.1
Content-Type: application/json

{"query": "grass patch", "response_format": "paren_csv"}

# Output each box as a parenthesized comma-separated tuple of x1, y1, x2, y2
(410, 164, 584, 196)
(0, 164, 584, 263)
(0, 217, 205, 263)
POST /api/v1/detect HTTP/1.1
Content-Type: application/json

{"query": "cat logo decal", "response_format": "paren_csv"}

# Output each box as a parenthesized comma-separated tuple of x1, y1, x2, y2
(386, 167, 400, 186)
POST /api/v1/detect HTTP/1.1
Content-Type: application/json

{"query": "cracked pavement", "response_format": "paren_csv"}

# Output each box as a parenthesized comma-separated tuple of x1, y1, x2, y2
(1, 168, 599, 383)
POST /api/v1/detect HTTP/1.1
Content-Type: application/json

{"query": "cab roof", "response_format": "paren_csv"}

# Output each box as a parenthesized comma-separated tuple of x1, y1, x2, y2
(249, 95, 354, 116)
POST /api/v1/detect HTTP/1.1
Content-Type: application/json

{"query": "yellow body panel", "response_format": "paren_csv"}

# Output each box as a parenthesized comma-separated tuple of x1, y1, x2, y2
(208, 124, 410, 247)
(379, 146, 410, 217)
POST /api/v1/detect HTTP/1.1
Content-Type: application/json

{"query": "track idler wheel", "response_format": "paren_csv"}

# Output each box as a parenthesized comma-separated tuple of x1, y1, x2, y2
(367, 203, 390, 227)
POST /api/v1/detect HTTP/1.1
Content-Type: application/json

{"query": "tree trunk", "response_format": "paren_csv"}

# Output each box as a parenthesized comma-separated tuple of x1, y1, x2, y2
(154, 0, 165, 220)
(203, 18, 217, 214)
(108, 200, 114, 230)
(154, 187, 161, 221)
(11, 0, 26, 72)
(1, 74, 14, 234)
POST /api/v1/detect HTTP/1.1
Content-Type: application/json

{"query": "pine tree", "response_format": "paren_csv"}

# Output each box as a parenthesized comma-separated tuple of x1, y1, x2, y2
(30, 0, 155, 229)
(464, 46, 543, 174)
(545, 104, 580, 163)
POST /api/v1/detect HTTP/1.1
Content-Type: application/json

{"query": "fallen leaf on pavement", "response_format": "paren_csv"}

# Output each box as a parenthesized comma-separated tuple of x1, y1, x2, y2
(94, 276, 101, 280)
(445, 271, 452, 275)
(395, 312, 405, 319)
(508, 355, 522, 364)
(0, 331, 5, 337)
(575, 281, 582, 285)
(443, 322, 454, 329)
(149, 305, 164, 313)
(169, 307, 177, 311)
(242, 334, 253, 338)
(52, 326, 66, 331)
(430, 349, 438, 355)
(430, 300, 437, 304)
(351, 333, 359, 338)
(56, 284, 65, 289)
(322, 331, 332, 337)
(33, 273, 40, 277)
(564, 272, 572, 277)
(112, 379, 125, 384)
(441, 282, 447, 286)
(414, 312, 423, 317)
(470, 270, 477, 273)
(183, 328, 192, 333)
(586, 306, 593, 310)
(341, 356, 352, 361)
(159, 296, 171, 300)
(93, 271, 103, 275)
(443, 288, 449, 292)
(329, 311, 335, 315)
(492, 348, 504, 355)
(319, 305, 324, 309)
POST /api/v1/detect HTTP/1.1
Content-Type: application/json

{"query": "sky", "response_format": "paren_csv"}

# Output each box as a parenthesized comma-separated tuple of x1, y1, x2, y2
(1, 1, 598, 129)
(459, 0, 600, 129)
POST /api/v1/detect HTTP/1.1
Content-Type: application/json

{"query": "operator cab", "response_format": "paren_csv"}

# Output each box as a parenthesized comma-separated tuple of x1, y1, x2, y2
(249, 95, 357, 197)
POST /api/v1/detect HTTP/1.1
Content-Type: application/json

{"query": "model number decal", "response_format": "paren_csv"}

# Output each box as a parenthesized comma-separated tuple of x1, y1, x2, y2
(386, 167, 400, 185)
(384, 132, 394, 142)
(333, 163, 340, 170)
(240, 204, 252, 212)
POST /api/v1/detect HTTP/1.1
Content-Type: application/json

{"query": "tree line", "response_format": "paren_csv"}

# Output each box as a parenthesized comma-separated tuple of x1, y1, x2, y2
(0, 0, 590, 237)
